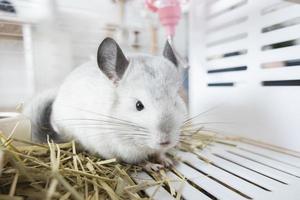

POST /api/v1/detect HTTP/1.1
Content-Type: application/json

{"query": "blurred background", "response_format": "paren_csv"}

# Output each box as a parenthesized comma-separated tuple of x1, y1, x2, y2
(1, 0, 300, 151)
(0, 0, 189, 110)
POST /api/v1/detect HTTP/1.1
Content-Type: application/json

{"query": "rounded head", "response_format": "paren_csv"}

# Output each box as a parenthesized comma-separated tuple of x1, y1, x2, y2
(97, 37, 187, 151)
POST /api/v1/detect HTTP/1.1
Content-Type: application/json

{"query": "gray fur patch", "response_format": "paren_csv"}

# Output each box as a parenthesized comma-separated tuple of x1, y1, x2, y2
(32, 100, 60, 143)
(142, 62, 157, 78)
(159, 114, 174, 134)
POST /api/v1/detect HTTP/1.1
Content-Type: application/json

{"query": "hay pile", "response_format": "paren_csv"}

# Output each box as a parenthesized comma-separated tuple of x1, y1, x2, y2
(0, 128, 215, 200)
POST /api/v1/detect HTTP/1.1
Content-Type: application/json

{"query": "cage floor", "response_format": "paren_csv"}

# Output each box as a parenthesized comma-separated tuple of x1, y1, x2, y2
(132, 138, 300, 200)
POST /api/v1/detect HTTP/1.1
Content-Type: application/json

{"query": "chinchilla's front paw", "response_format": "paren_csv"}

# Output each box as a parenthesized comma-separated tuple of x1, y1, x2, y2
(142, 153, 175, 172)
(143, 162, 165, 172)
(156, 153, 174, 168)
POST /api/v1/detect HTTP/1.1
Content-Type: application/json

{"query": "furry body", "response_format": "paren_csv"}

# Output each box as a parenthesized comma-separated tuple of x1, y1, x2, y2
(24, 38, 187, 165)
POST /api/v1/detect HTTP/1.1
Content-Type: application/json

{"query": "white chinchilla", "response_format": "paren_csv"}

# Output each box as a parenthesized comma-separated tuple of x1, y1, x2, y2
(24, 37, 187, 169)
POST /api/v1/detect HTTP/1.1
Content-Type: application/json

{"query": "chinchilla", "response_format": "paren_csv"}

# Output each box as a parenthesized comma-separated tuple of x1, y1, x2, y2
(23, 37, 188, 169)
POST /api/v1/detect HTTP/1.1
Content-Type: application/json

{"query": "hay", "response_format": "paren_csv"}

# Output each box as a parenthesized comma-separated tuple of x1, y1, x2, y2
(0, 128, 216, 200)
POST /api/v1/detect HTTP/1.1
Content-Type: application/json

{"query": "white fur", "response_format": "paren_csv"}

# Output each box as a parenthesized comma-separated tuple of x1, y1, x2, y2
(49, 54, 187, 163)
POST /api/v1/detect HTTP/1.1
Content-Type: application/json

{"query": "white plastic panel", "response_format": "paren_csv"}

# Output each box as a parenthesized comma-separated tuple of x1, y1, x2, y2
(188, 0, 300, 152)
(134, 140, 300, 199)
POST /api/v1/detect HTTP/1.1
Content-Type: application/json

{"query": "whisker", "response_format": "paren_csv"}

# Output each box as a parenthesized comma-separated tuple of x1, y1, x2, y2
(64, 127, 149, 134)
(181, 121, 233, 129)
(85, 131, 151, 139)
(189, 127, 221, 134)
(120, 135, 150, 138)
(59, 105, 144, 128)
(64, 126, 150, 135)
(183, 104, 222, 124)
(56, 118, 146, 130)
(59, 123, 149, 133)
(183, 126, 204, 134)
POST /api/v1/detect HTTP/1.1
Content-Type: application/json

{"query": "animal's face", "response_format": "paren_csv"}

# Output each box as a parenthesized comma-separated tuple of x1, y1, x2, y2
(114, 56, 187, 150)
(97, 37, 187, 151)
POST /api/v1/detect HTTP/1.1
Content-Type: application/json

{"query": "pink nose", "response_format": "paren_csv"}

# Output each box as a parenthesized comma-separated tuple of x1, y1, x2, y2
(160, 141, 171, 146)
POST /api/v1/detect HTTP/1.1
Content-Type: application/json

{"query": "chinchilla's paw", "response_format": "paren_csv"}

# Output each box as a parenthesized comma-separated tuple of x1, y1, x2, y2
(157, 153, 174, 168)
(143, 162, 165, 172)
(142, 153, 175, 172)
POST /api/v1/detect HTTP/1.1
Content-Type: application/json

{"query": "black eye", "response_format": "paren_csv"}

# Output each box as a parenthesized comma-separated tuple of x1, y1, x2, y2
(136, 101, 144, 111)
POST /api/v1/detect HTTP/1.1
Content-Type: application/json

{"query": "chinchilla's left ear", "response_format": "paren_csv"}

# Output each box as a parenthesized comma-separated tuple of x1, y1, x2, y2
(163, 41, 178, 67)
(97, 37, 129, 83)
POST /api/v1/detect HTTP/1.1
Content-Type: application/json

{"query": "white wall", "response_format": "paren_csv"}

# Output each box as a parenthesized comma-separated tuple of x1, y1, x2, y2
(0, 37, 29, 107)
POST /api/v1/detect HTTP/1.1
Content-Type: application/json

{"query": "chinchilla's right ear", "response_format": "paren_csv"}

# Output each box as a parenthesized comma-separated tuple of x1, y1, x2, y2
(97, 37, 129, 84)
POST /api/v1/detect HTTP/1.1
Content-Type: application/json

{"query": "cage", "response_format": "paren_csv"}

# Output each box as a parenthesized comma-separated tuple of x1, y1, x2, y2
(1, 0, 300, 199)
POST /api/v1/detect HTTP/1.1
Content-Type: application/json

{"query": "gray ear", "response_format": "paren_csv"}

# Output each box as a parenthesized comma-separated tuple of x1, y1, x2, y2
(97, 37, 129, 83)
(163, 41, 178, 67)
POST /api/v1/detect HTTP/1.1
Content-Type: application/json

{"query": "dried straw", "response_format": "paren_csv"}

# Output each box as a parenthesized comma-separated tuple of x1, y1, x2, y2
(0, 127, 216, 200)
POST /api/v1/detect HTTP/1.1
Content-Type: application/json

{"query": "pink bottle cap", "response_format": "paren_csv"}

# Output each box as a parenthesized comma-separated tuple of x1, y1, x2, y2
(145, 0, 181, 37)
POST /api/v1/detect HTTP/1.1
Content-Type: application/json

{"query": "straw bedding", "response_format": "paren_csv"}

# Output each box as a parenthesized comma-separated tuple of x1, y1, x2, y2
(0, 129, 216, 200)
